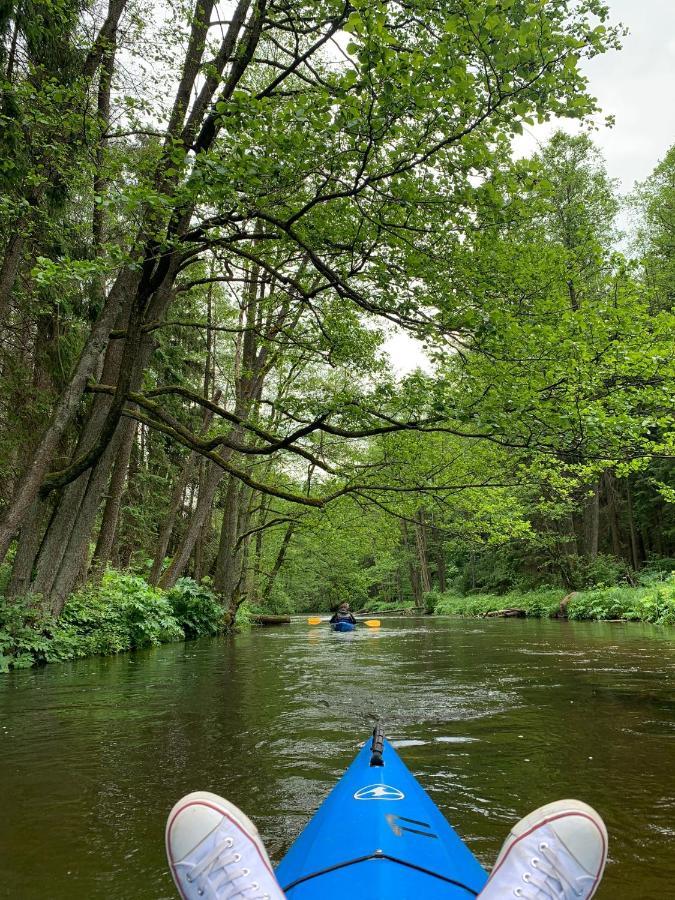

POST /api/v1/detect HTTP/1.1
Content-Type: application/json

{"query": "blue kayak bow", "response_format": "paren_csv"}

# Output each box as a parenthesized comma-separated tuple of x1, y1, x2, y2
(276, 727, 488, 899)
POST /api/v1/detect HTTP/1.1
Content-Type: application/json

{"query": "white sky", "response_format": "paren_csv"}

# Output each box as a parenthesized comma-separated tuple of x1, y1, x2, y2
(515, 0, 675, 192)
(386, 0, 675, 374)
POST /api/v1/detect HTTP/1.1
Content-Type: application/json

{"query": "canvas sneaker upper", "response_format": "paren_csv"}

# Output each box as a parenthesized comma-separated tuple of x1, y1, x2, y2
(166, 792, 286, 900)
(479, 801, 608, 900)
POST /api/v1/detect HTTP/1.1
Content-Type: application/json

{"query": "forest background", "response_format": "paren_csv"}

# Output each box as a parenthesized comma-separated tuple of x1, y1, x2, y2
(0, 0, 673, 670)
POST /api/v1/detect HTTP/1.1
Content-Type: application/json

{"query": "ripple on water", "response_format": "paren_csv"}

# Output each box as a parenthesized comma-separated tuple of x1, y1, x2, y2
(0, 617, 673, 900)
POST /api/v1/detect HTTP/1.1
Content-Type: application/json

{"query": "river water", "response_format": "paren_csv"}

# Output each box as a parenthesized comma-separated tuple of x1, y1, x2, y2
(1, 618, 673, 899)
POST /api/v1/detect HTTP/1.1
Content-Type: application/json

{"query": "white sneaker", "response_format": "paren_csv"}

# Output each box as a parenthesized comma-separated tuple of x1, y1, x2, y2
(166, 791, 286, 900)
(479, 799, 608, 899)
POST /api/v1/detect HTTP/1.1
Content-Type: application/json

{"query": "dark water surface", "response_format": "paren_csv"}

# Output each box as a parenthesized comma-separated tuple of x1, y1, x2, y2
(1, 618, 673, 899)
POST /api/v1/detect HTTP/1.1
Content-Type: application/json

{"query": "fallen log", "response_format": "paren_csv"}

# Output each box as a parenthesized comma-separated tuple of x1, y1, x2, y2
(251, 614, 291, 626)
(484, 608, 527, 618)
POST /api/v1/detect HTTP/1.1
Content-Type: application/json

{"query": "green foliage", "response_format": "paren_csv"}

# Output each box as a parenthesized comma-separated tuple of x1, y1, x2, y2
(0, 596, 54, 673)
(638, 558, 675, 585)
(61, 570, 183, 653)
(451, 547, 534, 595)
(271, 502, 401, 612)
(0, 558, 11, 595)
(0, 571, 227, 672)
(0, 1, 671, 634)
(232, 603, 256, 629)
(260, 586, 294, 616)
(567, 581, 675, 625)
(358, 599, 417, 614)
(166, 577, 225, 638)
(633, 144, 675, 312)
(433, 588, 565, 618)
(435, 540, 633, 596)
(562, 554, 631, 590)
(432, 580, 675, 625)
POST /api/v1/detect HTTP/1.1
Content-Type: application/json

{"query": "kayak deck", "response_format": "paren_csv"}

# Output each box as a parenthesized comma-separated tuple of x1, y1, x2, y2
(275, 731, 487, 899)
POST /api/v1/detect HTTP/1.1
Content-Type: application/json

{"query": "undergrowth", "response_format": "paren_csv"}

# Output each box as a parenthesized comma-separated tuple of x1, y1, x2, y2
(357, 599, 418, 613)
(0, 570, 226, 673)
(432, 578, 675, 625)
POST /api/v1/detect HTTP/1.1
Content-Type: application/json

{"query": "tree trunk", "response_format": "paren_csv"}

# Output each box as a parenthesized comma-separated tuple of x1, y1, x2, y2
(252, 492, 271, 592)
(149, 393, 220, 585)
(23, 283, 136, 604)
(6, 498, 53, 599)
(395, 568, 403, 605)
(236, 486, 254, 603)
(90, 417, 138, 574)
(115, 429, 140, 568)
(193, 316, 216, 583)
(604, 471, 623, 560)
(414, 508, 431, 600)
(435, 535, 446, 593)
(213, 475, 240, 599)
(32, 308, 58, 395)
(158, 459, 227, 589)
(626, 480, 641, 570)
(32, 425, 125, 615)
(583, 481, 600, 559)
(17, 249, 185, 611)
(0, 266, 141, 563)
(263, 521, 296, 602)
(0, 231, 26, 323)
(149, 455, 196, 584)
(401, 520, 422, 607)
(193, 515, 210, 583)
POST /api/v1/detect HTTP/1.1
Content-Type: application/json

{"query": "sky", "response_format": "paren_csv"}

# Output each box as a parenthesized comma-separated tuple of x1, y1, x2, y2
(515, 0, 675, 191)
(386, 0, 675, 374)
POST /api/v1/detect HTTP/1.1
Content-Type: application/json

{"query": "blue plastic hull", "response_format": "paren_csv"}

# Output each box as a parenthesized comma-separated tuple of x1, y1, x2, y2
(275, 737, 487, 899)
(331, 621, 355, 632)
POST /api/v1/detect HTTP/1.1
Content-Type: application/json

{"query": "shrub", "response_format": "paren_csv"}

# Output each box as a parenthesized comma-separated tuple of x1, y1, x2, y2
(567, 580, 675, 625)
(0, 596, 56, 672)
(433, 588, 564, 618)
(358, 598, 418, 613)
(430, 579, 675, 625)
(0, 570, 231, 672)
(233, 602, 255, 627)
(61, 570, 183, 651)
(167, 577, 225, 638)
(565, 553, 629, 589)
(638, 558, 675, 586)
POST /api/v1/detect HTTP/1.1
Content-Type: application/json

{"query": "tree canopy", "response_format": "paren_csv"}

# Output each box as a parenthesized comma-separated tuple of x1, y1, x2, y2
(0, 0, 672, 620)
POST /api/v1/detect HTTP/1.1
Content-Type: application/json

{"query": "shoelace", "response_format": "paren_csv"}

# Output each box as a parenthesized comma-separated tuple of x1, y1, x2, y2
(185, 837, 272, 900)
(511, 841, 595, 899)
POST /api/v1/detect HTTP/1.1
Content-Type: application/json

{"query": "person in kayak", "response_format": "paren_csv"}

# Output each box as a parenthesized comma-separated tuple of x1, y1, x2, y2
(329, 601, 356, 627)
(165, 794, 608, 900)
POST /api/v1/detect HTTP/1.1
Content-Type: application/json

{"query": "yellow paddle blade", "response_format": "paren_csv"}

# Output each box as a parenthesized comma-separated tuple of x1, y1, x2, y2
(364, 619, 381, 628)
(307, 617, 323, 625)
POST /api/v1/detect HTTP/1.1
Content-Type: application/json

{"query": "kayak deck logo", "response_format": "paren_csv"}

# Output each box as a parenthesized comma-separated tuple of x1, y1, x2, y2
(354, 784, 405, 800)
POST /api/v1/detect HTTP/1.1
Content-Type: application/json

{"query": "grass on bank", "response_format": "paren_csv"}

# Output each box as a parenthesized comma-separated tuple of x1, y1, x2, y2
(0, 570, 228, 673)
(431, 579, 675, 626)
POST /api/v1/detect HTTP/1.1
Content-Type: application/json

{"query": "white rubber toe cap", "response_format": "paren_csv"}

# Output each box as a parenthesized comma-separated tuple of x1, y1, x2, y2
(168, 798, 224, 862)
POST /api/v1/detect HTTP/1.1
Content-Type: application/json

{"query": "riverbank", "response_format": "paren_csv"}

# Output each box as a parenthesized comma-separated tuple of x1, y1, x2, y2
(359, 580, 675, 625)
(429, 581, 675, 625)
(0, 570, 233, 672)
(4, 572, 673, 673)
